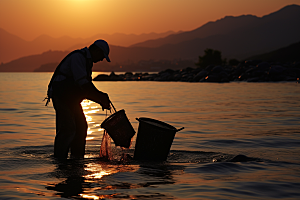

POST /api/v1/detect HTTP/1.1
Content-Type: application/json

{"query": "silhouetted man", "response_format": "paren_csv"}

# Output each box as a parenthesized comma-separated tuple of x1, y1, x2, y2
(45, 40, 111, 159)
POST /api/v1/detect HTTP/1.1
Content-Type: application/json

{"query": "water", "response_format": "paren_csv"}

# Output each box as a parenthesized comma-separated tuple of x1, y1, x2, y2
(0, 72, 300, 199)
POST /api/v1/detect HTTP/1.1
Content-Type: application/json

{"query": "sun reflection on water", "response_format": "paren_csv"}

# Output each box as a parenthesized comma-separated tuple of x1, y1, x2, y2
(79, 163, 140, 199)
(84, 163, 118, 180)
(81, 100, 105, 142)
(80, 194, 100, 200)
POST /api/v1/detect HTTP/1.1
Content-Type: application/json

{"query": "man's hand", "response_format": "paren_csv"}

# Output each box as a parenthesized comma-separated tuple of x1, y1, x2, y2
(99, 92, 110, 111)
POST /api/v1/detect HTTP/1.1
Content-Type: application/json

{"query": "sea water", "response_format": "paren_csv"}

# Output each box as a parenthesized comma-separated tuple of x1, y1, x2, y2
(0, 72, 299, 199)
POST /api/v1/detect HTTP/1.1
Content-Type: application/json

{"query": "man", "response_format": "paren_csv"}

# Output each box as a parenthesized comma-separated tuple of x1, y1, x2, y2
(45, 40, 111, 159)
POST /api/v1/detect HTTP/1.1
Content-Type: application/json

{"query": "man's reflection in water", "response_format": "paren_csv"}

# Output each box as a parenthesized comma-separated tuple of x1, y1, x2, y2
(46, 159, 90, 198)
(46, 158, 184, 199)
(46, 158, 128, 198)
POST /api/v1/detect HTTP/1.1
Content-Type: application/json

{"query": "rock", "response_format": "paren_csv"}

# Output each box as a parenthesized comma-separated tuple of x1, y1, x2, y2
(219, 71, 230, 82)
(125, 72, 133, 76)
(204, 65, 215, 72)
(247, 77, 261, 82)
(93, 74, 110, 81)
(192, 67, 203, 74)
(285, 68, 300, 78)
(109, 72, 123, 81)
(268, 65, 286, 75)
(173, 73, 182, 81)
(256, 62, 271, 71)
(159, 72, 172, 81)
(267, 65, 287, 81)
(294, 62, 300, 69)
(193, 70, 208, 82)
(93, 72, 123, 81)
(181, 67, 195, 73)
(244, 60, 262, 66)
(141, 73, 157, 81)
(203, 74, 222, 82)
(211, 65, 224, 74)
(180, 74, 192, 82)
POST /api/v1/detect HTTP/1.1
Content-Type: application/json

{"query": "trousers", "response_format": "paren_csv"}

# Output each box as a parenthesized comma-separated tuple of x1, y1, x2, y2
(52, 94, 87, 159)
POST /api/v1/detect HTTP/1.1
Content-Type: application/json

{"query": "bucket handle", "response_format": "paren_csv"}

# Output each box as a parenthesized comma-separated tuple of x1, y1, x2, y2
(177, 127, 184, 132)
(110, 101, 117, 113)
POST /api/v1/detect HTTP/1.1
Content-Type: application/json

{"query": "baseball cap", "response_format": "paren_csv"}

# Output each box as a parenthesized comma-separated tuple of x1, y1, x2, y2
(93, 40, 111, 62)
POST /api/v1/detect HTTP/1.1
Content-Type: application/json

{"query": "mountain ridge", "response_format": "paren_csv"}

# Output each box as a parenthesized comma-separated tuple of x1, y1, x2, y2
(131, 4, 300, 48)
(1, 40, 299, 73)
(0, 29, 178, 63)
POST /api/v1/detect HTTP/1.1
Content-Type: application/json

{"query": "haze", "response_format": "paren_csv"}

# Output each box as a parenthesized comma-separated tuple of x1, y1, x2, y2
(1, 0, 299, 41)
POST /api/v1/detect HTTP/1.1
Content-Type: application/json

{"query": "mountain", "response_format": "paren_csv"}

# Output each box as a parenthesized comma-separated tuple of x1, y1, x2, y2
(0, 28, 30, 64)
(0, 29, 177, 63)
(1, 41, 299, 72)
(118, 4, 300, 62)
(0, 50, 69, 72)
(131, 4, 300, 49)
(131, 15, 259, 48)
(247, 41, 300, 62)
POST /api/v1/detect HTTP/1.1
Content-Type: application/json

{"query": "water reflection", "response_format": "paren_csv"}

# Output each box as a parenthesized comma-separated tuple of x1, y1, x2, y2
(84, 163, 118, 180)
(80, 100, 107, 144)
(46, 157, 185, 199)
(46, 159, 134, 199)
(46, 160, 88, 198)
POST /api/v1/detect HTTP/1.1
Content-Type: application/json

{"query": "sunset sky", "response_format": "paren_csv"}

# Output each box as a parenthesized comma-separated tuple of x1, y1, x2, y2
(1, 0, 299, 41)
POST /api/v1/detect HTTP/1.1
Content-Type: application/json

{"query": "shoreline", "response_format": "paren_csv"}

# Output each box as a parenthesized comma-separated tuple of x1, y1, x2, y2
(93, 61, 300, 83)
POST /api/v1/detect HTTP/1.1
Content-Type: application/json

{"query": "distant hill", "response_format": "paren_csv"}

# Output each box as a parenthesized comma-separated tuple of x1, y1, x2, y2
(0, 29, 177, 63)
(131, 4, 300, 49)
(2, 41, 299, 72)
(0, 50, 69, 72)
(247, 41, 300, 62)
(94, 4, 300, 63)
(131, 15, 259, 48)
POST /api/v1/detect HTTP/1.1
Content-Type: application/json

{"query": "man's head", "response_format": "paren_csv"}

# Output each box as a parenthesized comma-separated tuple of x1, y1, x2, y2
(89, 40, 111, 63)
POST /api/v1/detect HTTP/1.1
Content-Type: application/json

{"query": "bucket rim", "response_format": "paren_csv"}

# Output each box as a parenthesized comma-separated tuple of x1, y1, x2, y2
(101, 109, 125, 128)
(136, 117, 177, 131)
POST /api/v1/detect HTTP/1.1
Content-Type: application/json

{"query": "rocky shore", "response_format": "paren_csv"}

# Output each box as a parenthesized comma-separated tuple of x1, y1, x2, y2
(93, 61, 300, 83)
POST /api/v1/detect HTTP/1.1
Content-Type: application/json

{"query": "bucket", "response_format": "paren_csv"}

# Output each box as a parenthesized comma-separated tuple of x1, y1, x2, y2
(101, 109, 135, 148)
(134, 117, 184, 161)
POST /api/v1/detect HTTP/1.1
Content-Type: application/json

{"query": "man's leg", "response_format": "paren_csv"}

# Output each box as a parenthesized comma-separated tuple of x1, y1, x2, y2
(53, 96, 76, 159)
(70, 102, 88, 158)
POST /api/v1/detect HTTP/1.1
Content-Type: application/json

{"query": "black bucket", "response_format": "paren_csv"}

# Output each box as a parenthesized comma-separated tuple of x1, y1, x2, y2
(134, 117, 184, 161)
(101, 109, 135, 148)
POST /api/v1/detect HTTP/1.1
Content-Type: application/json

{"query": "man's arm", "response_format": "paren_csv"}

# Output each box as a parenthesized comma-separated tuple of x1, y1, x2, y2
(81, 82, 110, 110)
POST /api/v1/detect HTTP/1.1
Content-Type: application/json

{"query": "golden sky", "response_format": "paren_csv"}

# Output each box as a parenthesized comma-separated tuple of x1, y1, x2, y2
(0, 0, 299, 41)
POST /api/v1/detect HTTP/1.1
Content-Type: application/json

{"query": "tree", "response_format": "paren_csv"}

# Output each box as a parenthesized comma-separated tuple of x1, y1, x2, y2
(228, 59, 240, 66)
(195, 49, 223, 68)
